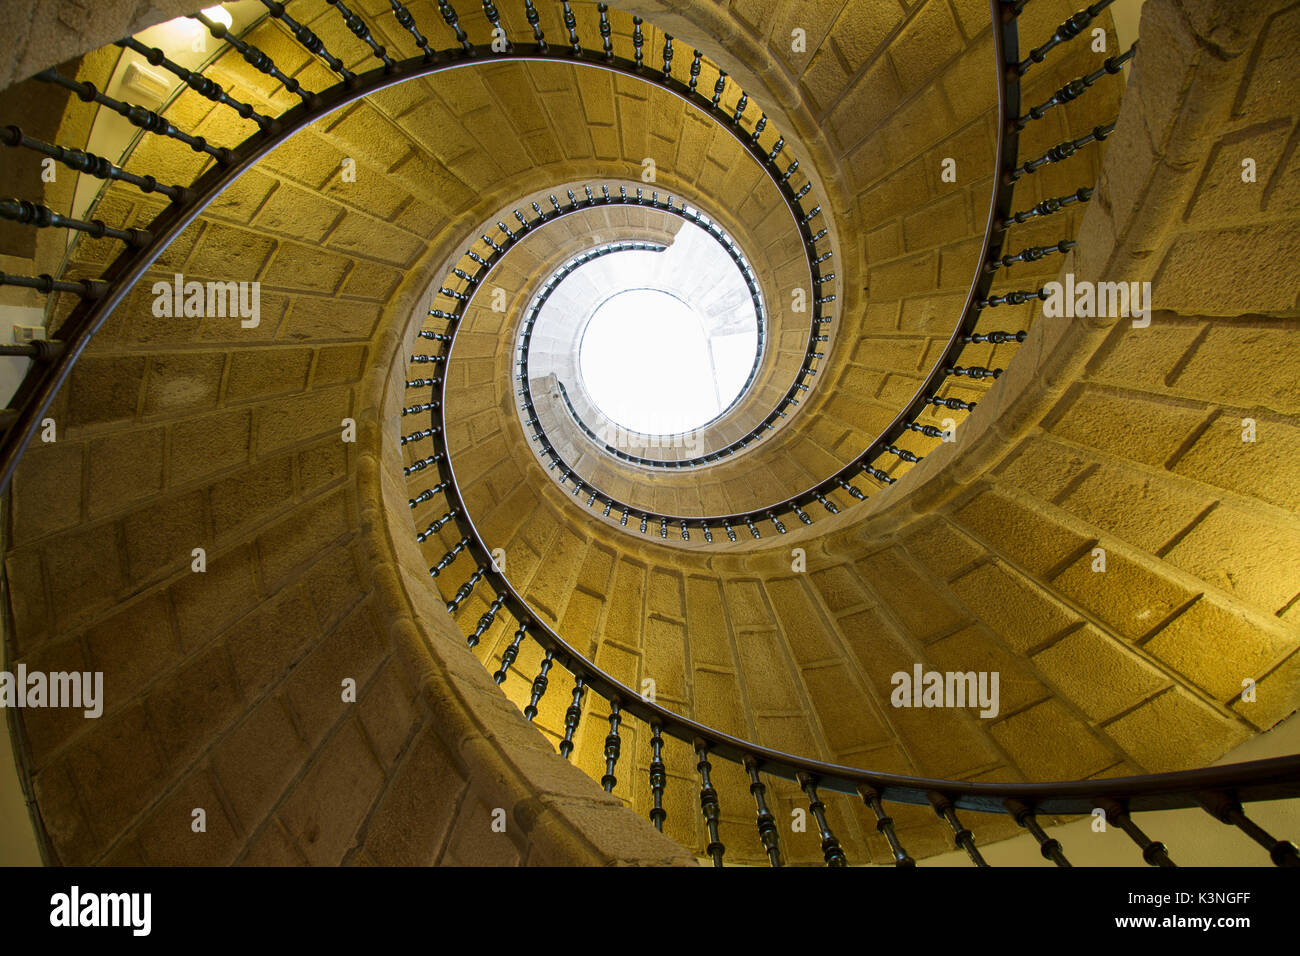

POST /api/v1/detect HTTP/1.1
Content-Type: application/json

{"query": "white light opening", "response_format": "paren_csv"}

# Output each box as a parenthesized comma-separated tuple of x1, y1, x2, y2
(578, 285, 756, 436)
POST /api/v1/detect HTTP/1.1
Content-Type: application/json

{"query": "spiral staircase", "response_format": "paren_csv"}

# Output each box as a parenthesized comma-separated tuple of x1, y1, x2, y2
(0, 0, 1298, 867)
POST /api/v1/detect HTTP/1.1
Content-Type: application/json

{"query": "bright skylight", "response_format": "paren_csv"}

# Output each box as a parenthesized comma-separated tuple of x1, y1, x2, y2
(525, 207, 763, 445)
(579, 288, 754, 435)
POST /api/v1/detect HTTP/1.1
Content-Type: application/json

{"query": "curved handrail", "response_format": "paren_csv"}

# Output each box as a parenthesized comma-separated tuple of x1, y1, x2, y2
(0, 11, 833, 495)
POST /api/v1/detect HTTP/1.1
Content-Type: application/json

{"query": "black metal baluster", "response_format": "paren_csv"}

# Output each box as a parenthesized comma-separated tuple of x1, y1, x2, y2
(261, 1, 357, 83)
(524, 0, 547, 51)
(858, 783, 914, 866)
(403, 453, 440, 476)
(661, 34, 673, 79)
(447, 566, 485, 612)
(797, 773, 847, 866)
(987, 238, 1075, 271)
(116, 37, 275, 129)
(36, 70, 230, 163)
(0, 198, 149, 246)
(1005, 799, 1071, 867)
(0, 126, 187, 203)
(1196, 792, 1298, 867)
(1095, 798, 1175, 866)
(1009, 123, 1115, 181)
(649, 724, 667, 831)
(928, 792, 987, 866)
(601, 700, 622, 792)
(1018, 0, 1117, 75)
(596, 3, 613, 61)
(562, 1, 580, 55)
(743, 756, 782, 867)
(1014, 44, 1136, 130)
(494, 621, 527, 683)
(468, 593, 506, 646)
(944, 364, 1002, 380)
(631, 16, 644, 70)
(0, 272, 105, 298)
(437, 0, 473, 53)
(326, 0, 397, 69)
(523, 648, 555, 720)
(558, 675, 586, 759)
(998, 187, 1092, 229)
(481, 0, 512, 51)
(695, 739, 725, 867)
(388, 0, 434, 61)
(689, 50, 701, 92)
(430, 537, 470, 576)
(416, 507, 456, 540)
(408, 480, 449, 507)
(193, 10, 315, 101)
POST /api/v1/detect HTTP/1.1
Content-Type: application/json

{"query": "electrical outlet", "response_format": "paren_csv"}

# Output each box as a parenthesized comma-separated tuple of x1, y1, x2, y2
(12, 325, 42, 344)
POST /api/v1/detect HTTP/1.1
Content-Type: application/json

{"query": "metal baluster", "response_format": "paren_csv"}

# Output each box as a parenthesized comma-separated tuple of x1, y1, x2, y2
(744, 516, 761, 539)
(388, 0, 434, 61)
(979, 287, 1049, 308)
(117, 37, 275, 129)
(193, 10, 315, 100)
(1095, 798, 1175, 866)
(523, 648, 555, 720)
(928, 792, 987, 866)
(944, 364, 1002, 380)
(596, 3, 613, 61)
(858, 783, 914, 866)
(481, 0, 512, 51)
(631, 16, 644, 70)
(1196, 791, 1299, 867)
(0, 272, 105, 298)
(816, 492, 840, 513)
(883, 444, 919, 463)
(661, 34, 673, 79)
(261, 1, 356, 82)
(494, 621, 527, 683)
(417, 508, 458, 540)
(694, 739, 725, 867)
(649, 724, 667, 831)
(326, 0, 397, 69)
(601, 700, 622, 792)
(743, 756, 782, 867)
(711, 71, 726, 109)
(408, 480, 449, 507)
(447, 566, 485, 612)
(401, 427, 436, 444)
(430, 537, 470, 576)
(437, 0, 473, 53)
(1015, 44, 1136, 130)
(1019, 0, 1118, 75)
(798, 773, 847, 866)
(1005, 799, 1071, 867)
(524, 0, 547, 51)
(998, 187, 1092, 229)
(403, 453, 440, 476)
(963, 330, 1027, 344)
(558, 676, 586, 759)
(1008, 123, 1115, 181)
(987, 238, 1075, 271)
(0, 126, 187, 203)
(689, 50, 701, 92)
(562, 1, 580, 55)
(36, 70, 230, 163)
(469, 593, 506, 646)
(0, 197, 149, 246)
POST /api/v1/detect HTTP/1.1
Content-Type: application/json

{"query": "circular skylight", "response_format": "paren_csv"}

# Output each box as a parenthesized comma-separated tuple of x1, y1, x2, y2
(578, 288, 755, 435)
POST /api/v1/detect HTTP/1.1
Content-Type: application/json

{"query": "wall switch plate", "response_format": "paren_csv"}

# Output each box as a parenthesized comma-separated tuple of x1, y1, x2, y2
(12, 325, 42, 344)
